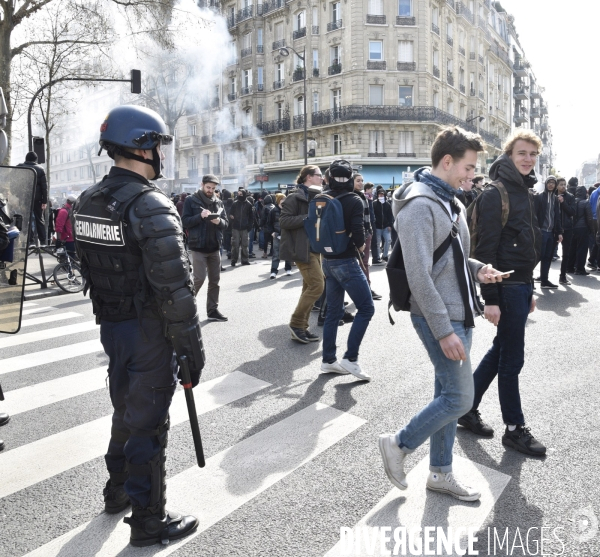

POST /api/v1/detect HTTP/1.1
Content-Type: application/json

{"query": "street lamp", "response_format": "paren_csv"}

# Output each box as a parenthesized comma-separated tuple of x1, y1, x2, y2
(278, 46, 308, 166)
(466, 115, 485, 132)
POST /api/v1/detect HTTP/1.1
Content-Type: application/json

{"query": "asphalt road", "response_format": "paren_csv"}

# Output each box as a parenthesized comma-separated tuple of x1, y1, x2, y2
(0, 253, 598, 557)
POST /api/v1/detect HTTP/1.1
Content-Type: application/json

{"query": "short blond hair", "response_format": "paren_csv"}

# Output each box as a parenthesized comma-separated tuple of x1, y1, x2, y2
(503, 129, 542, 156)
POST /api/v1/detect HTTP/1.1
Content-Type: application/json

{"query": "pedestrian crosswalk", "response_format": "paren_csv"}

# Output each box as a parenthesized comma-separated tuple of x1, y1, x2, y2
(0, 297, 514, 557)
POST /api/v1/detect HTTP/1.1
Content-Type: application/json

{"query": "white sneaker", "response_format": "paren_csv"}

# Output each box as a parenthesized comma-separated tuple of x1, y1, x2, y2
(269, 272, 276, 279)
(339, 358, 371, 381)
(426, 471, 480, 502)
(378, 434, 408, 490)
(285, 270, 292, 276)
(320, 361, 350, 374)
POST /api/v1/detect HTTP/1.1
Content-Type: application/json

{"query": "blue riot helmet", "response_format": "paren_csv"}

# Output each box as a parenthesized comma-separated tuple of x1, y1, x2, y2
(98, 105, 174, 180)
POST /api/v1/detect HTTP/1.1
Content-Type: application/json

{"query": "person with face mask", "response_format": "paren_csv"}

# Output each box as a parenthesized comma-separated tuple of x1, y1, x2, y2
(373, 187, 394, 262)
(268, 193, 292, 278)
(229, 187, 255, 266)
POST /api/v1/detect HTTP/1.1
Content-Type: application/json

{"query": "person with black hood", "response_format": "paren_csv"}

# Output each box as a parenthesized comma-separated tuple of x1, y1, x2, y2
(556, 178, 576, 284)
(568, 185, 595, 275)
(228, 187, 255, 266)
(320, 160, 374, 379)
(268, 193, 292, 278)
(182, 174, 229, 321)
(18, 151, 48, 245)
(261, 194, 275, 258)
(221, 189, 234, 258)
(373, 185, 394, 262)
(533, 176, 563, 288)
(459, 128, 546, 458)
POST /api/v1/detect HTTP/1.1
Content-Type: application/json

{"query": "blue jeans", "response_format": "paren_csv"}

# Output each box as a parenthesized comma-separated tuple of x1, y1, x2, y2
(376, 228, 391, 259)
(321, 257, 374, 364)
(472, 283, 533, 426)
(271, 235, 291, 274)
(248, 227, 255, 255)
(397, 316, 474, 472)
(100, 318, 177, 507)
(539, 230, 555, 282)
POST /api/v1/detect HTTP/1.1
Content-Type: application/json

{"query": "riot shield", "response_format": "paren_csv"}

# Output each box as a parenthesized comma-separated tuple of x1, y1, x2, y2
(0, 166, 37, 334)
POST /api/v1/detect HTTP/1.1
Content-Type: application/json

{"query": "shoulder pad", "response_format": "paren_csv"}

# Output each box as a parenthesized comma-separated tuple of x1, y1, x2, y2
(130, 190, 177, 218)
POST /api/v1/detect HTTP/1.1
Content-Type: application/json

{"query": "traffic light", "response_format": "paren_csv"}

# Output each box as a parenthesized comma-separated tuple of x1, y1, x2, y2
(32, 137, 45, 164)
(131, 70, 141, 94)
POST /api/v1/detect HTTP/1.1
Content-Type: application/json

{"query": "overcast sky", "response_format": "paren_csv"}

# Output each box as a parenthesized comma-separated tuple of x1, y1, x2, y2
(501, 0, 596, 178)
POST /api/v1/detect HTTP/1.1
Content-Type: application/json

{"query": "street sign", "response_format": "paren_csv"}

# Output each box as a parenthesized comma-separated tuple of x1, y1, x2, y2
(255, 174, 269, 182)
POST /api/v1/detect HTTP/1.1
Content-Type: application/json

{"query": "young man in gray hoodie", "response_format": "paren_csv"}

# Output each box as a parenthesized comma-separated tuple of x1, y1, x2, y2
(378, 127, 509, 501)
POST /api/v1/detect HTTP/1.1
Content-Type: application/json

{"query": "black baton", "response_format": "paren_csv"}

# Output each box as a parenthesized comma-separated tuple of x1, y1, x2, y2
(179, 356, 205, 468)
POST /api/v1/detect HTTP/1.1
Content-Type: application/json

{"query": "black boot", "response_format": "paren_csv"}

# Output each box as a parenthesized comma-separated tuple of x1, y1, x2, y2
(124, 507, 199, 547)
(103, 469, 130, 514)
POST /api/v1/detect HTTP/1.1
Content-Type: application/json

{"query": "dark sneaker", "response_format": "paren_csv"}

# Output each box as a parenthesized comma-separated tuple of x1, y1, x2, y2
(342, 311, 354, 323)
(534, 276, 541, 282)
(304, 330, 320, 342)
(231, 262, 237, 267)
(289, 326, 310, 344)
(317, 318, 344, 327)
(559, 276, 571, 285)
(502, 425, 546, 456)
(249, 253, 256, 259)
(371, 290, 383, 300)
(103, 479, 130, 514)
(458, 410, 494, 437)
(541, 281, 558, 289)
(311, 304, 321, 313)
(574, 270, 590, 276)
(207, 310, 228, 322)
(220, 266, 227, 272)
(372, 260, 385, 266)
(241, 261, 251, 266)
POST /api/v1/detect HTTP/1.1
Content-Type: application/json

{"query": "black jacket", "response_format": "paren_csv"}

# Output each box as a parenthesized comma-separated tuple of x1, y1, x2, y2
(572, 186, 594, 232)
(534, 182, 562, 238)
(18, 161, 48, 205)
(559, 191, 576, 230)
(355, 190, 373, 235)
(373, 198, 394, 229)
(181, 190, 228, 252)
(261, 196, 275, 233)
(229, 195, 255, 231)
(322, 189, 365, 260)
(268, 204, 283, 236)
(474, 154, 541, 306)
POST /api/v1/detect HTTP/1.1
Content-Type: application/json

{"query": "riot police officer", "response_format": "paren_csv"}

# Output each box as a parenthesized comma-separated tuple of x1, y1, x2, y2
(72, 105, 204, 547)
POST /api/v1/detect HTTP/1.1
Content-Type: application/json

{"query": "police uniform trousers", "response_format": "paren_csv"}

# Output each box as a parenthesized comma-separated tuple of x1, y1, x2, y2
(100, 317, 177, 508)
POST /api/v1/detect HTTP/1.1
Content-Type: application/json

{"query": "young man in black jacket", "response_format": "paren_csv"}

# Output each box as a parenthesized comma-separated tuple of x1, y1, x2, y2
(459, 129, 546, 457)
(372, 186, 394, 263)
(228, 188, 255, 266)
(182, 174, 229, 321)
(556, 178, 576, 284)
(320, 160, 375, 380)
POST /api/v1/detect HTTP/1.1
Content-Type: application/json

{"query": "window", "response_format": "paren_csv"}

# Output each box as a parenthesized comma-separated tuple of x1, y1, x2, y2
(368, 0, 383, 15)
(258, 104, 263, 123)
(369, 40, 383, 60)
(447, 99, 454, 115)
(432, 48, 439, 69)
(312, 6, 318, 26)
(447, 58, 453, 74)
(231, 112, 236, 127)
(258, 66, 264, 86)
(369, 84, 384, 106)
(313, 91, 319, 112)
(189, 156, 197, 170)
(333, 134, 342, 154)
(242, 32, 251, 49)
(230, 40, 237, 62)
(188, 124, 197, 136)
(67, 151, 71, 162)
(278, 142, 284, 161)
(294, 52, 304, 69)
(332, 2, 340, 22)
(295, 10, 306, 30)
(312, 48, 319, 69)
(459, 67, 465, 87)
(276, 62, 283, 82)
(459, 29, 465, 49)
(470, 71, 475, 92)
(79, 166, 84, 178)
(87, 166, 92, 178)
(332, 88, 341, 109)
(243, 69, 252, 88)
(295, 96, 304, 116)
(369, 131, 384, 154)
(433, 91, 439, 108)
(446, 21, 452, 39)
(203, 154, 210, 169)
(398, 86, 413, 106)
(276, 101, 284, 120)
(275, 22, 284, 40)
(398, 41, 414, 62)
(398, 131, 414, 154)
(432, 6, 439, 26)
(470, 36, 475, 53)
(229, 77, 236, 95)
(460, 104, 466, 119)
(257, 28, 263, 47)
(330, 45, 340, 64)
(214, 152, 220, 170)
(398, 0, 412, 16)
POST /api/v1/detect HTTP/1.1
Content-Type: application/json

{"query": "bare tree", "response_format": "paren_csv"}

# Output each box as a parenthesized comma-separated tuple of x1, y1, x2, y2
(0, 0, 177, 163)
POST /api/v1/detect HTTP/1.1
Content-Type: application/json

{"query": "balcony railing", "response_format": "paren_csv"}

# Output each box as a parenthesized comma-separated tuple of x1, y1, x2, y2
(313, 67, 319, 77)
(513, 86, 529, 100)
(272, 39, 286, 51)
(201, 135, 209, 144)
(292, 68, 305, 82)
(447, 36, 454, 47)
(513, 60, 528, 77)
(227, 16, 235, 28)
(459, 84, 465, 94)
(273, 79, 285, 90)
(431, 22, 440, 35)
(202, 167, 210, 175)
(261, 0, 284, 15)
(459, 46, 465, 56)
(397, 61, 416, 71)
(368, 152, 387, 157)
(396, 16, 416, 25)
(469, 52, 476, 60)
(210, 98, 219, 108)
(312, 25, 319, 34)
(470, 86, 476, 96)
(478, 90, 484, 99)
(446, 0, 455, 9)
(241, 85, 253, 95)
(478, 54, 484, 64)
(197, 0, 220, 9)
(541, 121, 548, 132)
(328, 63, 342, 75)
(212, 166, 221, 174)
(540, 103, 548, 115)
(293, 114, 305, 129)
(257, 83, 264, 91)
(367, 60, 386, 70)
(530, 108, 540, 118)
(433, 66, 440, 78)
(257, 45, 264, 54)
(397, 152, 416, 157)
(456, 2, 474, 23)
(236, 5, 253, 23)
(241, 125, 255, 138)
(187, 169, 199, 179)
(366, 14, 386, 24)
(327, 19, 342, 31)
(241, 47, 252, 58)
(227, 92, 237, 101)
(447, 71, 454, 86)
(256, 117, 290, 135)
(293, 27, 306, 40)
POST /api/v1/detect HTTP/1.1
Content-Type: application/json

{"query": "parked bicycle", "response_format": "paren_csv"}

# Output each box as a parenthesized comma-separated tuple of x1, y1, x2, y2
(53, 244, 84, 293)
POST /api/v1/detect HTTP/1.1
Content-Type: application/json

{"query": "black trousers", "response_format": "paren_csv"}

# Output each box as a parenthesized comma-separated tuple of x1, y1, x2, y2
(570, 228, 589, 272)
(33, 203, 46, 244)
(560, 229, 573, 277)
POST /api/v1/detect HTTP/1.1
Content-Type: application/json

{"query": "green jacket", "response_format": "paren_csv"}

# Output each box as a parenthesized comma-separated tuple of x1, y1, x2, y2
(279, 186, 311, 263)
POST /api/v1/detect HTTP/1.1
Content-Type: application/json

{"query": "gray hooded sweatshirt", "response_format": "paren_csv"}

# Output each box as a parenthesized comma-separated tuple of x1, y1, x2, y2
(392, 182, 485, 340)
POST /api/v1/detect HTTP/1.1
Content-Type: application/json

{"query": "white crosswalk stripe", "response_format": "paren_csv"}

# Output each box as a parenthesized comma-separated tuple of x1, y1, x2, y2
(19, 311, 83, 327)
(23, 403, 366, 557)
(0, 305, 55, 320)
(0, 371, 271, 499)
(0, 320, 97, 349)
(0, 338, 103, 376)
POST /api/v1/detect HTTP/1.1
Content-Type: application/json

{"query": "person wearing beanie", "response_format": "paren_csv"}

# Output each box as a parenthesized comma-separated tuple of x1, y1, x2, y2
(533, 175, 563, 288)
(268, 193, 292, 278)
(17, 151, 48, 245)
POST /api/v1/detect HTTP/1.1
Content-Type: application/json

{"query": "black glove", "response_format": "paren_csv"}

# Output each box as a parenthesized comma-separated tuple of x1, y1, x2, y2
(176, 358, 200, 388)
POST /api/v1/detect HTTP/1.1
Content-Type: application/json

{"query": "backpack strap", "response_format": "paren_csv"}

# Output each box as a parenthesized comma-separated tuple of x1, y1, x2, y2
(488, 180, 510, 228)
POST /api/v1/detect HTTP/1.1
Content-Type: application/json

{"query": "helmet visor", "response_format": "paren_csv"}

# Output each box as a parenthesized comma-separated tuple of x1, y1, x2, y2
(157, 136, 174, 180)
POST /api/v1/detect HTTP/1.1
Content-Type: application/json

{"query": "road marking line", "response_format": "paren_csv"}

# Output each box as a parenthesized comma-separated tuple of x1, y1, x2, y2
(0, 321, 97, 349)
(6, 367, 107, 416)
(324, 455, 511, 556)
(0, 339, 103, 376)
(18, 312, 84, 328)
(0, 306, 56, 321)
(0, 371, 271, 499)
(23, 402, 365, 557)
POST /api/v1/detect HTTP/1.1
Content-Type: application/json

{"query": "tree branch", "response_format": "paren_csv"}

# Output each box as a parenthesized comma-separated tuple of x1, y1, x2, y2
(13, 0, 55, 26)
(12, 39, 106, 58)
